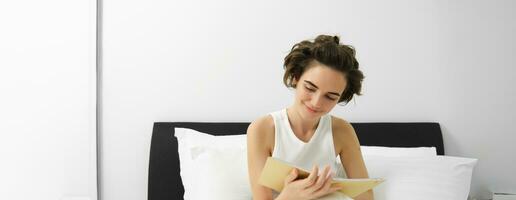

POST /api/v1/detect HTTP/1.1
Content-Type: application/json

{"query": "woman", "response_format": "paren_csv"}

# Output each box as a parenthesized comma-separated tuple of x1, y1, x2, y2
(247, 35, 373, 200)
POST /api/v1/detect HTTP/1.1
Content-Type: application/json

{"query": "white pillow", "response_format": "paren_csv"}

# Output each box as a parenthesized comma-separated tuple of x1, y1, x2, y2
(362, 155, 478, 200)
(335, 146, 436, 178)
(174, 128, 248, 200)
(174, 128, 207, 200)
(175, 127, 453, 200)
(360, 146, 437, 157)
(190, 146, 252, 200)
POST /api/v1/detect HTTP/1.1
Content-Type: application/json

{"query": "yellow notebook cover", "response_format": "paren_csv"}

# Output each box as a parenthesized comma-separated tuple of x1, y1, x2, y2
(258, 157, 384, 198)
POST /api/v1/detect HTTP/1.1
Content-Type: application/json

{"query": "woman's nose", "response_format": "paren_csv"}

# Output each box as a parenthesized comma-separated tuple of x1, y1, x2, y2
(310, 95, 323, 108)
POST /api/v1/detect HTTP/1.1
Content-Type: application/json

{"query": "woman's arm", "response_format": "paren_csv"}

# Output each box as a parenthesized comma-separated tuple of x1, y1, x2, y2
(335, 118, 374, 200)
(247, 116, 275, 200)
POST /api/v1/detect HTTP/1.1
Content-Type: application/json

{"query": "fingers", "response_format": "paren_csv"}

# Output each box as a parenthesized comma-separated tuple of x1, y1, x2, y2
(302, 165, 319, 188)
(328, 184, 343, 193)
(310, 166, 344, 198)
(322, 171, 337, 192)
(321, 165, 331, 179)
(308, 165, 331, 193)
(284, 168, 298, 185)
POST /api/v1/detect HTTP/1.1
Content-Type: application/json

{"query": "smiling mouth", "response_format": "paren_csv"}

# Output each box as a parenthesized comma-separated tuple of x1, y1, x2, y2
(305, 105, 318, 113)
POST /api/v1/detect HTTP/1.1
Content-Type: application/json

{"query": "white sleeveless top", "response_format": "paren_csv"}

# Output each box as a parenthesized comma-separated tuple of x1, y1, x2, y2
(269, 108, 350, 199)
(270, 108, 338, 172)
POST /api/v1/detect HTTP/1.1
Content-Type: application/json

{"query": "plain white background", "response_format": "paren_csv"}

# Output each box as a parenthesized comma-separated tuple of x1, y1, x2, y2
(1, 0, 514, 200)
(0, 0, 97, 200)
(101, 0, 515, 199)
(100, 0, 516, 200)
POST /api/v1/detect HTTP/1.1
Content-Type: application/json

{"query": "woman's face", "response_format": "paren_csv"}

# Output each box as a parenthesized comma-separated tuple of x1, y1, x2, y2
(292, 61, 347, 120)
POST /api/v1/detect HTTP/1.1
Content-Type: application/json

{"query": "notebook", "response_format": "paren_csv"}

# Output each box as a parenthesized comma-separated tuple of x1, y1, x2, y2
(258, 157, 384, 198)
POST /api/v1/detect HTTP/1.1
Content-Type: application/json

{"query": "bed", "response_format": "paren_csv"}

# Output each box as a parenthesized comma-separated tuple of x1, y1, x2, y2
(147, 122, 444, 200)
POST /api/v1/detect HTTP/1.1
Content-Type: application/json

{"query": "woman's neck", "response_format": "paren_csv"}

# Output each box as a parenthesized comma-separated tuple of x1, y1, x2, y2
(286, 106, 320, 138)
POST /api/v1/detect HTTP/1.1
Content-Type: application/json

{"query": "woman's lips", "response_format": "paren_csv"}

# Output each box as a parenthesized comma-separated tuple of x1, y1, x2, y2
(305, 105, 318, 113)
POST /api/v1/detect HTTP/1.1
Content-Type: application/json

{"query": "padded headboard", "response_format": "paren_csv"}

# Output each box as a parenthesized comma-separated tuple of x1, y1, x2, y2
(148, 122, 444, 200)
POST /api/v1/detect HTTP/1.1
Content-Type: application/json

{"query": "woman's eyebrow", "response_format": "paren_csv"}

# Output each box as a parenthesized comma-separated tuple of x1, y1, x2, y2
(303, 80, 341, 96)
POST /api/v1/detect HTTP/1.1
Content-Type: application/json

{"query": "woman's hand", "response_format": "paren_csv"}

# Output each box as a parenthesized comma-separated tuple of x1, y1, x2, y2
(276, 165, 342, 200)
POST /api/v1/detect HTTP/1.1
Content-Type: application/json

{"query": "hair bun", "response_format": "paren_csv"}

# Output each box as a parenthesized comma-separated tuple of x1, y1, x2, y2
(332, 36, 340, 44)
(314, 35, 340, 45)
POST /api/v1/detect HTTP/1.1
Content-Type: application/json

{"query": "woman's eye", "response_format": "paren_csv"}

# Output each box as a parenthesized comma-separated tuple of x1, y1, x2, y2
(326, 96, 336, 101)
(305, 87, 315, 92)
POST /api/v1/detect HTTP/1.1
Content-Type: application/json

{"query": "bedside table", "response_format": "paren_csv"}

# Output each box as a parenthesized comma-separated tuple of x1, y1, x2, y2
(492, 193, 516, 200)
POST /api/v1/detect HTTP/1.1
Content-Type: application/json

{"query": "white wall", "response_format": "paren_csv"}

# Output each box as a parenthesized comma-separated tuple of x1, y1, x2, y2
(0, 1, 97, 200)
(102, 0, 516, 199)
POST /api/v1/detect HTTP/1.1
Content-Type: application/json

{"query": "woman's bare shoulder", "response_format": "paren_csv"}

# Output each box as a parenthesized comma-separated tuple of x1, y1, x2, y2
(247, 114, 275, 150)
(331, 115, 354, 136)
(331, 115, 359, 152)
(249, 114, 275, 133)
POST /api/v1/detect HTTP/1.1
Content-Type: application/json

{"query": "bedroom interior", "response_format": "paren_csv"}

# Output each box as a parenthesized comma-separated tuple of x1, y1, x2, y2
(1, 0, 515, 200)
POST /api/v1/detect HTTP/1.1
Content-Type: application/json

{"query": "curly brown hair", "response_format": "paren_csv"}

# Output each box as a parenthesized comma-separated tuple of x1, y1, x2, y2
(283, 35, 365, 104)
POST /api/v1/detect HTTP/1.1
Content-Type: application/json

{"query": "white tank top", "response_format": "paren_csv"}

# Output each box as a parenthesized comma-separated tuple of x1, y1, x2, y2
(270, 108, 338, 172)
(269, 108, 349, 199)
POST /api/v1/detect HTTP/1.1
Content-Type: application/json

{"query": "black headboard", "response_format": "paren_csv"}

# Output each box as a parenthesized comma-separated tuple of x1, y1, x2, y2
(148, 122, 444, 200)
